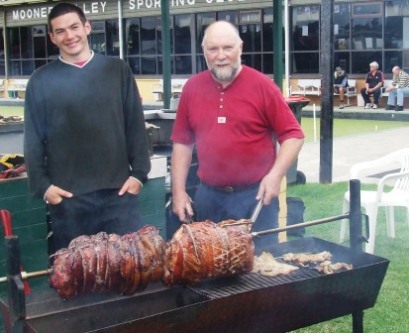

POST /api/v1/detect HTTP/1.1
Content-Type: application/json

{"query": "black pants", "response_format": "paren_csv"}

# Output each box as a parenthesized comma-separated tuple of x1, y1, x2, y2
(360, 87, 381, 105)
(48, 189, 142, 252)
(194, 182, 279, 254)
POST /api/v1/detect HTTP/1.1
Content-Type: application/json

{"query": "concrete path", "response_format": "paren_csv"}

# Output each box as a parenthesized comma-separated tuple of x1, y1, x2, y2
(297, 126, 409, 183)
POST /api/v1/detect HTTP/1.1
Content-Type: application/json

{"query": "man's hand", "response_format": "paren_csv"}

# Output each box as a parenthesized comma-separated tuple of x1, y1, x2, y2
(256, 173, 281, 205)
(172, 191, 194, 223)
(45, 185, 73, 205)
(118, 177, 142, 196)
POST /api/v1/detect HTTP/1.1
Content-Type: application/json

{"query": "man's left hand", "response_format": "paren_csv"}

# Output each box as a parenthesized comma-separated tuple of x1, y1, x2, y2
(118, 177, 142, 196)
(256, 174, 281, 205)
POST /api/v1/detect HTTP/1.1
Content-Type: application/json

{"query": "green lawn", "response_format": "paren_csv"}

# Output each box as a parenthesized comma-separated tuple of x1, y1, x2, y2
(301, 117, 409, 142)
(287, 182, 409, 333)
(2, 105, 408, 141)
(0, 106, 23, 118)
(4, 102, 407, 147)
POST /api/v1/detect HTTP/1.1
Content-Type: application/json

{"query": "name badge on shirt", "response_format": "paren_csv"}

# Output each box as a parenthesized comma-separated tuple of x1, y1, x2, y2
(218, 117, 226, 124)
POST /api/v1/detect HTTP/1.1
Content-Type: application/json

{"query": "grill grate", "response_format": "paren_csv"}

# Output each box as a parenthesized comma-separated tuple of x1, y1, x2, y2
(189, 268, 321, 300)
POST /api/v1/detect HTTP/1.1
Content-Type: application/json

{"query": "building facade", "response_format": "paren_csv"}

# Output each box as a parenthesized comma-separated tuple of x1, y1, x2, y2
(0, 0, 408, 80)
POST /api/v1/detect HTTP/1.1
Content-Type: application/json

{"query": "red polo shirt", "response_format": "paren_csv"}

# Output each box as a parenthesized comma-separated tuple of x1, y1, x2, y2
(171, 65, 304, 187)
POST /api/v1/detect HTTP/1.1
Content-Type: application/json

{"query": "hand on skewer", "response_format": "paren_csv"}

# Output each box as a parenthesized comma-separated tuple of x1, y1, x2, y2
(256, 173, 281, 205)
(172, 191, 194, 223)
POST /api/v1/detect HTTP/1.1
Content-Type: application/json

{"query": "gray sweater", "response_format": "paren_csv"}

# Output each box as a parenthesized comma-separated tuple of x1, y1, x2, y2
(24, 54, 151, 198)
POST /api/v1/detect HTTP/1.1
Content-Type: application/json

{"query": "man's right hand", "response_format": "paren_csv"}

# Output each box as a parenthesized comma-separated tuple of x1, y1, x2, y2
(44, 185, 73, 205)
(172, 191, 194, 223)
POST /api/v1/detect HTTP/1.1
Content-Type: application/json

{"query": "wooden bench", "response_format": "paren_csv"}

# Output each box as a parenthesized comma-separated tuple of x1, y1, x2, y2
(381, 79, 393, 98)
(289, 79, 321, 96)
(152, 79, 188, 101)
(8, 79, 29, 98)
(9, 79, 28, 91)
(334, 79, 357, 107)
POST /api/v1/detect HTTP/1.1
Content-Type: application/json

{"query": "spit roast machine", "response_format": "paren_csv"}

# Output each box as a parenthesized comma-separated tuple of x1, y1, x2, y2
(0, 180, 389, 333)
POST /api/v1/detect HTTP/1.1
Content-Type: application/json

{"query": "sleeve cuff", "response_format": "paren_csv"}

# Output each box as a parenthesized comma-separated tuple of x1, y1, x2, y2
(43, 185, 52, 203)
(130, 176, 144, 188)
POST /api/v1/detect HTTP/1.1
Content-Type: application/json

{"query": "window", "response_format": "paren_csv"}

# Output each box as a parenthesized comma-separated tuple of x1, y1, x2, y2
(334, 52, 350, 74)
(262, 8, 274, 74)
(126, 18, 140, 74)
(239, 11, 261, 71)
(292, 5, 320, 52)
(141, 17, 157, 55)
(174, 14, 192, 74)
(0, 28, 5, 76)
(106, 20, 120, 56)
(196, 13, 216, 72)
(126, 16, 163, 75)
(293, 52, 319, 74)
(90, 21, 106, 54)
(384, 51, 402, 73)
(351, 51, 382, 74)
(8, 25, 55, 76)
(292, 5, 320, 73)
(352, 2, 382, 17)
(196, 13, 216, 53)
(384, 1, 409, 74)
(334, 4, 351, 50)
(240, 10, 261, 24)
(351, 18, 382, 50)
(217, 11, 238, 24)
(263, 8, 273, 52)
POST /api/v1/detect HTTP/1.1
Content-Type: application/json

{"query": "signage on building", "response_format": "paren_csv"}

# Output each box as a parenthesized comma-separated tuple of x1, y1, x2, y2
(11, 2, 108, 21)
(10, 0, 248, 22)
(129, 0, 246, 10)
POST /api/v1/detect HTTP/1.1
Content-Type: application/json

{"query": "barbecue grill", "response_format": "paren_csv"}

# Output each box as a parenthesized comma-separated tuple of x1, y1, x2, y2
(1, 180, 389, 333)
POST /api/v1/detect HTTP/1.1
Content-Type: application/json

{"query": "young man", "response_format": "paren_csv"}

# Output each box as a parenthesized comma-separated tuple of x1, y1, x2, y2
(170, 21, 304, 253)
(384, 66, 409, 112)
(360, 61, 384, 109)
(24, 3, 150, 252)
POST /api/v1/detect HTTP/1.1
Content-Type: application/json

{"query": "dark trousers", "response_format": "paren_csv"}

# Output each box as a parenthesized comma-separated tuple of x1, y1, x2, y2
(360, 87, 381, 105)
(48, 189, 142, 252)
(194, 183, 279, 254)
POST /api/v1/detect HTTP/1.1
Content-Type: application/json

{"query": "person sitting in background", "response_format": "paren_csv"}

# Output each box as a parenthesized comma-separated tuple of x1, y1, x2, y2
(334, 66, 348, 109)
(384, 66, 409, 112)
(360, 61, 384, 109)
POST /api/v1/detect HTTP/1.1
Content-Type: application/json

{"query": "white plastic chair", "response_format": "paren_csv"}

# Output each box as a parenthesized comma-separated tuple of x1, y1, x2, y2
(340, 148, 409, 254)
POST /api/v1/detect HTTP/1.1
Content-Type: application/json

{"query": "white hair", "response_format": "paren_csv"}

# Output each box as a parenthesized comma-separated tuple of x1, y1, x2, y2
(369, 61, 379, 69)
(201, 20, 242, 47)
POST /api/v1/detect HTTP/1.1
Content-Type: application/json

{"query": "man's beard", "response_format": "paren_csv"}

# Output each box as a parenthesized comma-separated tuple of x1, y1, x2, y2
(209, 58, 241, 83)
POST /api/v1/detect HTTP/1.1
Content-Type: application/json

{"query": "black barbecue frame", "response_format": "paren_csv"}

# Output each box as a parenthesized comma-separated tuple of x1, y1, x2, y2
(1, 179, 386, 333)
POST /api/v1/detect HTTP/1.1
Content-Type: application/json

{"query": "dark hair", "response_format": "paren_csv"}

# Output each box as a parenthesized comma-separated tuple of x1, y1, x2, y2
(48, 3, 87, 32)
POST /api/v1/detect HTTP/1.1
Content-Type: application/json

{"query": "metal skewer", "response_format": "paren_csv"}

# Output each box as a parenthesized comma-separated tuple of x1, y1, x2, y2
(251, 213, 350, 238)
(220, 221, 254, 228)
(0, 268, 52, 284)
(220, 199, 263, 229)
(250, 199, 264, 224)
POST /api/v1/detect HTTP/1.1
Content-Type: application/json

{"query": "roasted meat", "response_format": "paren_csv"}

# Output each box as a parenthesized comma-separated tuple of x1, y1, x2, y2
(163, 219, 255, 286)
(252, 252, 298, 277)
(50, 225, 165, 299)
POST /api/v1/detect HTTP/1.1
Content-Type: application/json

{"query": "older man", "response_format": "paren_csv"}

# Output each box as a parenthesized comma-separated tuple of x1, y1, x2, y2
(360, 61, 384, 109)
(170, 21, 304, 252)
(384, 66, 409, 112)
